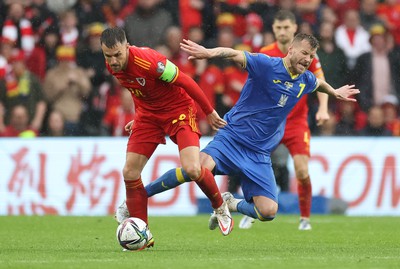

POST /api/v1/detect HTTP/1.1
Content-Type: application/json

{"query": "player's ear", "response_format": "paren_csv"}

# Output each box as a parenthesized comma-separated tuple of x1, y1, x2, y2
(287, 45, 294, 55)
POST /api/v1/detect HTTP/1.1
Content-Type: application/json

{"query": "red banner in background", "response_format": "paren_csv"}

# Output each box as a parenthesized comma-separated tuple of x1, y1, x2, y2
(1, 137, 399, 216)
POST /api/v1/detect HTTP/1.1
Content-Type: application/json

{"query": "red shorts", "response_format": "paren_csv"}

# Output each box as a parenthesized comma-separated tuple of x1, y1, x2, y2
(280, 123, 311, 157)
(127, 105, 201, 158)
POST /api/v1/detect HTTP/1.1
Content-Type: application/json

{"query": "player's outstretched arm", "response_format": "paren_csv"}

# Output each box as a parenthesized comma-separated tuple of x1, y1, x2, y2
(180, 39, 245, 67)
(315, 91, 329, 126)
(316, 79, 360, 102)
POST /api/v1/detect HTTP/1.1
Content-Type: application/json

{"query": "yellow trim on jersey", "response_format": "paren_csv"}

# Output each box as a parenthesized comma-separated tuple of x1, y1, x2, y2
(134, 56, 151, 70)
(313, 69, 325, 80)
(241, 51, 247, 69)
(282, 58, 299, 79)
(188, 106, 198, 132)
(170, 68, 179, 83)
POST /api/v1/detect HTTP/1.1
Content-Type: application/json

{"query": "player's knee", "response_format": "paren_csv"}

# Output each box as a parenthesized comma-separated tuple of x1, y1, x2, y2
(182, 163, 201, 180)
(255, 203, 278, 222)
(122, 166, 141, 181)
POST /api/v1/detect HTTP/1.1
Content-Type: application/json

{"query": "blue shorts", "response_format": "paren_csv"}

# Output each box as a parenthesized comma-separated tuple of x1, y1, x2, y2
(202, 134, 278, 202)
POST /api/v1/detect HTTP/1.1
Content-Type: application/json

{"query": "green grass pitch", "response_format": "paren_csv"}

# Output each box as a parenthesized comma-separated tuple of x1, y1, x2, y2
(0, 215, 399, 269)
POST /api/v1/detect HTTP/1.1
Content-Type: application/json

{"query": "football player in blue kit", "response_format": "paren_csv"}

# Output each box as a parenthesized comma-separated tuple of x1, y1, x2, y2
(180, 33, 359, 229)
(117, 33, 359, 233)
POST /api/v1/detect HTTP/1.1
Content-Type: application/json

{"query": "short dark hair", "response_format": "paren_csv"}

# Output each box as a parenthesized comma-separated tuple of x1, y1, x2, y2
(274, 10, 296, 23)
(100, 27, 127, 48)
(292, 33, 319, 50)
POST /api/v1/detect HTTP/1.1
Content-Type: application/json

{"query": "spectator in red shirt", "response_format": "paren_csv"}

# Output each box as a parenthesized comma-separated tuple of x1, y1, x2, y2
(179, 0, 204, 39)
(102, 89, 135, 136)
(242, 13, 264, 52)
(377, 0, 400, 48)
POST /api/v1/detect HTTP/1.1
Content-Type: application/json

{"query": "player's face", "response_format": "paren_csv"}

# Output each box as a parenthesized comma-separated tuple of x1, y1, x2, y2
(101, 41, 129, 72)
(287, 40, 316, 74)
(272, 19, 297, 45)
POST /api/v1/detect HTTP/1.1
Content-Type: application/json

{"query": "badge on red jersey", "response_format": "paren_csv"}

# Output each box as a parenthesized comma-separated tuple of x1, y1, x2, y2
(136, 78, 146, 86)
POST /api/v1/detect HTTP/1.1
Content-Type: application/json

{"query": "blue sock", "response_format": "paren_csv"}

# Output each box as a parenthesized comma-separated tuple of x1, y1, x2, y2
(237, 200, 275, 221)
(145, 168, 191, 197)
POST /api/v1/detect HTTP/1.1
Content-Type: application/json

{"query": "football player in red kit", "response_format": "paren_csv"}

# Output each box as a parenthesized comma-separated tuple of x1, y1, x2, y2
(100, 27, 233, 248)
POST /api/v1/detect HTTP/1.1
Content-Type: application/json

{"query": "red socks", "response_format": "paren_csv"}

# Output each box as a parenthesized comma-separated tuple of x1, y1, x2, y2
(297, 176, 312, 218)
(125, 178, 148, 223)
(194, 167, 223, 209)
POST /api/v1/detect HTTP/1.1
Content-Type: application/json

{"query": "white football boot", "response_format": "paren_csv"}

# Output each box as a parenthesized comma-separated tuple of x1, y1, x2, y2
(238, 216, 255, 229)
(114, 200, 129, 224)
(213, 201, 234, 236)
(208, 213, 218, 230)
(222, 192, 240, 212)
(209, 192, 239, 235)
(298, 217, 312, 231)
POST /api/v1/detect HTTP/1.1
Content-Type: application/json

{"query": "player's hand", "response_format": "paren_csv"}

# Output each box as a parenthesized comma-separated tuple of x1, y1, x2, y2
(206, 110, 227, 131)
(335, 85, 360, 102)
(180, 39, 209, 60)
(125, 120, 134, 134)
(315, 109, 330, 126)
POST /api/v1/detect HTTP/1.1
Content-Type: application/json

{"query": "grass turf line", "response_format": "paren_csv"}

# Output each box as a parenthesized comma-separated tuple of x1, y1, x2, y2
(0, 215, 399, 269)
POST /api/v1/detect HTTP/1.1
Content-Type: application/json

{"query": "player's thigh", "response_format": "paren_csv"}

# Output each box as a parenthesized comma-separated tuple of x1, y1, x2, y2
(123, 152, 151, 180)
(199, 151, 217, 172)
(240, 160, 278, 203)
(201, 135, 240, 176)
(167, 106, 201, 150)
(128, 118, 165, 158)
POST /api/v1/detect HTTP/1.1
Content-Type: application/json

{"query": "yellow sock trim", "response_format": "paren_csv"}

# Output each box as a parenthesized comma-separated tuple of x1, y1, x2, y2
(176, 168, 186, 183)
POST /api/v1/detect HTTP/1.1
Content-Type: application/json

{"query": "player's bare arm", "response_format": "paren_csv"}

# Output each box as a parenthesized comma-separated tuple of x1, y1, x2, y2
(316, 79, 360, 102)
(315, 91, 329, 126)
(180, 39, 245, 67)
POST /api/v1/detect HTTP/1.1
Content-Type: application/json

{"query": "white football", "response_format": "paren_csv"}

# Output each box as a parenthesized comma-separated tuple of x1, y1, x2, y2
(116, 217, 149, 251)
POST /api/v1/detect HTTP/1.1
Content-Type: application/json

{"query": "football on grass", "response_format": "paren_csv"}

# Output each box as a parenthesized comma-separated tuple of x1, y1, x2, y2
(116, 217, 149, 251)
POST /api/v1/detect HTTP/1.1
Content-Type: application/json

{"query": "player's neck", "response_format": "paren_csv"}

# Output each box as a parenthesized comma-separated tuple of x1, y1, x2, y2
(282, 56, 296, 77)
(277, 42, 289, 54)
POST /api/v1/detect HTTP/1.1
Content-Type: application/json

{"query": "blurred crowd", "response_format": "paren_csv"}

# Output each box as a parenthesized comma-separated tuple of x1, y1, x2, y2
(0, 0, 399, 138)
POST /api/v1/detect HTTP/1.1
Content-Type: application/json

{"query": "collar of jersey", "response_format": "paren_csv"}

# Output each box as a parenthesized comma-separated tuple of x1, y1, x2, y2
(282, 58, 299, 80)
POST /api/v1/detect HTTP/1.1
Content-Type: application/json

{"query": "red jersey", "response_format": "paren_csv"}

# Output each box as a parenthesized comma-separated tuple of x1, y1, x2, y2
(106, 46, 203, 118)
(259, 42, 324, 125)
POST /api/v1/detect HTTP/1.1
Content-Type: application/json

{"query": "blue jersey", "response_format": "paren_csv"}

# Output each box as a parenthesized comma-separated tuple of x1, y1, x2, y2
(219, 51, 317, 155)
